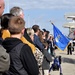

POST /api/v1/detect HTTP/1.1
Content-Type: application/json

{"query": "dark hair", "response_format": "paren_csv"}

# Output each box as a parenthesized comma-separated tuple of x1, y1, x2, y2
(45, 30, 50, 39)
(0, 29, 2, 37)
(32, 25, 39, 33)
(1, 13, 14, 29)
(42, 29, 46, 32)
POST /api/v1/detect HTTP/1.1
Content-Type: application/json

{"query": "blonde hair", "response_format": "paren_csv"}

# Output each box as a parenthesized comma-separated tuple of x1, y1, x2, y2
(8, 16, 25, 34)
(26, 28, 34, 36)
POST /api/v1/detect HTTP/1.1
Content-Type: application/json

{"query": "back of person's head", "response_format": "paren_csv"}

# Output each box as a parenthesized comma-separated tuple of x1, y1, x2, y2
(8, 16, 25, 34)
(0, 0, 5, 16)
(32, 25, 39, 33)
(26, 28, 34, 41)
(42, 29, 46, 32)
(45, 30, 50, 39)
(38, 30, 43, 40)
(1, 13, 14, 29)
(10, 6, 24, 18)
(26, 28, 34, 37)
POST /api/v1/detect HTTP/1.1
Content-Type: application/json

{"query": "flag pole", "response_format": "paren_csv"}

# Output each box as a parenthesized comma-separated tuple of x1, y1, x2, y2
(49, 20, 54, 25)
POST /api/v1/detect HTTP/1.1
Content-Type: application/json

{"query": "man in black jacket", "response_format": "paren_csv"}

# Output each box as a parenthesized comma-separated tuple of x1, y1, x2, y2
(2, 16, 39, 75)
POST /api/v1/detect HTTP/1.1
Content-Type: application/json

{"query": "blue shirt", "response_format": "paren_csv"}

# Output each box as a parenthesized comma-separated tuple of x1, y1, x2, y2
(34, 34, 44, 50)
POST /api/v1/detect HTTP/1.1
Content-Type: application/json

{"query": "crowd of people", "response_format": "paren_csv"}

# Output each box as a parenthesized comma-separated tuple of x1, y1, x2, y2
(0, 0, 59, 75)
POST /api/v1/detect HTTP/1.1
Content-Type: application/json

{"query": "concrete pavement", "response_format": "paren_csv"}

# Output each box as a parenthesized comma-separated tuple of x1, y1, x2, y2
(50, 49, 75, 75)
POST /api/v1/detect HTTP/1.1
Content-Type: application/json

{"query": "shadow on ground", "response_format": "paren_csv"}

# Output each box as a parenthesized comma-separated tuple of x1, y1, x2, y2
(62, 57, 75, 64)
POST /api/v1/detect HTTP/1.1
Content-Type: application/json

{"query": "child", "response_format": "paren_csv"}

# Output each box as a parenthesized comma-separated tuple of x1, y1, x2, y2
(49, 56, 63, 75)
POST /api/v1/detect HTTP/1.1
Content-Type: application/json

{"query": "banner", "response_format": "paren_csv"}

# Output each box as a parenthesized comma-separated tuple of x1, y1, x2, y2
(52, 23, 70, 51)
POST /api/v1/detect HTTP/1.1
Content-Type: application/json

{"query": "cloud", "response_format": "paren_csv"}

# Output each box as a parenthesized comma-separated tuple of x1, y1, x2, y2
(5, 0, 75, 10)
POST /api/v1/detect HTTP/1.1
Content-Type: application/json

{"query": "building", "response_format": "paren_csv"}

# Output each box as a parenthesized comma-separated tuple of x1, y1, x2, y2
(63, 13, 75, 39)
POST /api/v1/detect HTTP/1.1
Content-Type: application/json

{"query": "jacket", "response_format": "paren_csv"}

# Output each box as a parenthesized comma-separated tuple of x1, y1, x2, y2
(42, 49, 52, 69)
(2, 29, 36, 54)
(0, 45, 10, 73)
(21, 36, 36, 53)
(2, 38, 39, 75)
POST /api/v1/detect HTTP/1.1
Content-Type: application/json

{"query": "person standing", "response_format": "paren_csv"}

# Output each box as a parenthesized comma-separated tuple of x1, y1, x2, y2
(2, 16, 39, 75)
(1, 13, 14, 39)
(67, 41, 72, 55)
(32, 25, 52, 75)
(10, 6, 36, 54)
(0, 0, 10, 75)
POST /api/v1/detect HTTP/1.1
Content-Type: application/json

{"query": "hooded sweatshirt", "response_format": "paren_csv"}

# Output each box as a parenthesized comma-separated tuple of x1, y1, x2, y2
(2, 38, 39, 75)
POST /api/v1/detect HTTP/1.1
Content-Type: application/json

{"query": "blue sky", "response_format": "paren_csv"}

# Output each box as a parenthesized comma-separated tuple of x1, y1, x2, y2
(4, 0, 75, 36)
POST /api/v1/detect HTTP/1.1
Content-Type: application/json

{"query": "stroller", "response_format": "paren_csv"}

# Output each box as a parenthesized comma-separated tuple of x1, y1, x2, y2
(49, 56, 63, 75)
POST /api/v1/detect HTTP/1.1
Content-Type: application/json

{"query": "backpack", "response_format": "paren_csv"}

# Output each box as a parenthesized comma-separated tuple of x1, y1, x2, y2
(52, 56, 60, 71)
(3, 43, 29, 75)
(0, 45, 10, 72)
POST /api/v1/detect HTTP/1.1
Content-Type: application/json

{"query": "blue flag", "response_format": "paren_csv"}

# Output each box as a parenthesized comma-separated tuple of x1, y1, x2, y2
(52, 24, 70, 51)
